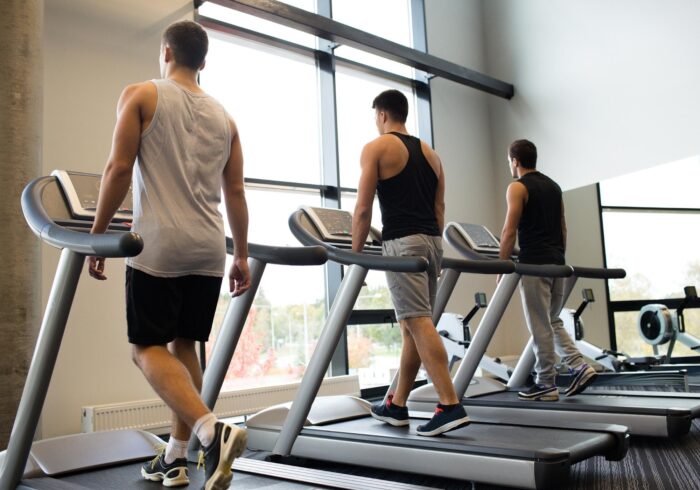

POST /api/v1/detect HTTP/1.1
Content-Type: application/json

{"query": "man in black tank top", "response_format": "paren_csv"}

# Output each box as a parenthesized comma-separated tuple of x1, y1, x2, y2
(351, 90, 469, 436)
(499, 139, 596, 401)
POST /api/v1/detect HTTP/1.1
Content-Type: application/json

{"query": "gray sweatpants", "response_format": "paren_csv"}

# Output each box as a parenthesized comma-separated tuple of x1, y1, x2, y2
(519, 276, 585, 385)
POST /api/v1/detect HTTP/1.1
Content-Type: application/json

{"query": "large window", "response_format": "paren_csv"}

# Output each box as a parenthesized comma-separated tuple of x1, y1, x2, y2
(196, 0, 430, 389)
(599, 156, 700, 357)
(336, 66, 418, 187)
(203, 34, 321, 184)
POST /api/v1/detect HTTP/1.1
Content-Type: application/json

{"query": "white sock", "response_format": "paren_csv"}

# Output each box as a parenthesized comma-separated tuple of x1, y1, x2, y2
(193, 413, 218, 448)
(164, 437, 188, 464)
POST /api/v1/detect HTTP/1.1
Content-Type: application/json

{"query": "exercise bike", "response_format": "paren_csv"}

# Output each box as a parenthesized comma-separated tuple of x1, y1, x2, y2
(438, 292, 514, 382)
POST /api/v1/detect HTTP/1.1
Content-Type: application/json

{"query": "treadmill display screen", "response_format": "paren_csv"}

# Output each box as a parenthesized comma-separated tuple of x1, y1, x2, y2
(71, 173, 133, 215)
(53, 170, 133, 220)
(302, 206, 372, 245)
(459, 223, 500, 252)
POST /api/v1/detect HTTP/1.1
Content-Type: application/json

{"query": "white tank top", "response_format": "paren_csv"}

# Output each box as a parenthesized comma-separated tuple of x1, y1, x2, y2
(126, 79, 231, 277)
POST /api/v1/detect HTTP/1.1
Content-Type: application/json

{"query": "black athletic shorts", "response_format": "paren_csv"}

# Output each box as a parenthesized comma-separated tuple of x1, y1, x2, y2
(126, 266, 223, 345)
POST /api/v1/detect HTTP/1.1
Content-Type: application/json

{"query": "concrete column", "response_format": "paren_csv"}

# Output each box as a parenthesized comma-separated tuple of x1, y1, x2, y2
(0, 0, 43, 448)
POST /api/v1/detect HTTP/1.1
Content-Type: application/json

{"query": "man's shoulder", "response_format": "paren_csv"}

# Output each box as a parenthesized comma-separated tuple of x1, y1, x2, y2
(120, 80, 157, 101)
(536, 172, 562, 192)
(364, 134, 394, 152)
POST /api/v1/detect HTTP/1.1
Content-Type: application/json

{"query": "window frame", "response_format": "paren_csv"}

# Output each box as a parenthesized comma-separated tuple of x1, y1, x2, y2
(196, 0, 433, 377)
(597, 184, 700, 363)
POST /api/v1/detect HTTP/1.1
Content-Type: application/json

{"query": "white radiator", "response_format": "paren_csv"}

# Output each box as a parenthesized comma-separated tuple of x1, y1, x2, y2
(82, 375, 360, 433)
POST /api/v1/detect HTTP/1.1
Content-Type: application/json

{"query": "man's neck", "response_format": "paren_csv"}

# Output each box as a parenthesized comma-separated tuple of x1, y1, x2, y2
(517, 168, 537, 178)
(383, 123, 408, 135)
(165, 66, 202, 92)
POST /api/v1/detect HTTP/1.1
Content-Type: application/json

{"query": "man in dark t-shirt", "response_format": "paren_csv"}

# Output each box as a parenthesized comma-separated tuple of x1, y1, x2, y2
(351, 90, 469, 436)
(499, 139, 596, 401)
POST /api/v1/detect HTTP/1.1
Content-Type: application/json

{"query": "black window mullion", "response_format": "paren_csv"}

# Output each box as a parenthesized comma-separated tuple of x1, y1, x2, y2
(597, 183, 618, 351)
(410, 0, 433, 145)
(317, 0, 348, 377)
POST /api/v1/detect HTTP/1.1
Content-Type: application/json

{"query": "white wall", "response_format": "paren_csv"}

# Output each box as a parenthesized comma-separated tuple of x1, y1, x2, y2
(481, 0, 700, 354)
(563, 185, 610, 349)
(484, 0, 700, 192)
(425, 0, 530, 356)
(41, 0, 191, 438)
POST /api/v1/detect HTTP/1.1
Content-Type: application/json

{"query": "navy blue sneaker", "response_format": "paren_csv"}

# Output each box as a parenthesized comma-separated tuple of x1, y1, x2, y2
(518, 383, 559, 401)
(198, 422, 247, 490)
(141, 447, 189, 487)
(564, 364, 597, 396)
(416, 404, 470, 436)
(370, 394, 409, 427)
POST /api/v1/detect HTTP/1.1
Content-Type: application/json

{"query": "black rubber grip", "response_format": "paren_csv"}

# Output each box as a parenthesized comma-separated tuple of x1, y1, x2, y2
(441, 256, 515, 275)
(571, 266, 627, 280)
(226, 237, 328, 266)
(22, 176, 143, 257)
(514, 262, 574, 278)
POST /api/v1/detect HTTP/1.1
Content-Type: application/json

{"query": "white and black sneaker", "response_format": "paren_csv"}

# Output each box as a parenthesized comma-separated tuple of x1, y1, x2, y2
(198, 422, 247, 490)
(564, 364, 597, 397)
(416, 404, 470, 437)
(518, 384, 560, 401)
(141, 447, 189, 487)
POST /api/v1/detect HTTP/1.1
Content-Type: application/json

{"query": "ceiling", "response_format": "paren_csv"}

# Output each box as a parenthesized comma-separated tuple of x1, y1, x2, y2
(46, 0, 194, 33)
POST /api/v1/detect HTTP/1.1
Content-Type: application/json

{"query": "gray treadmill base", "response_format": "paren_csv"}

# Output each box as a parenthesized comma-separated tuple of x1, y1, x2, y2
(18, 456, 440, 490)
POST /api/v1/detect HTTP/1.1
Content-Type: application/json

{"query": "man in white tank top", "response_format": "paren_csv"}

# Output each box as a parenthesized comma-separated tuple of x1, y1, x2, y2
(88, 21, 248, 489)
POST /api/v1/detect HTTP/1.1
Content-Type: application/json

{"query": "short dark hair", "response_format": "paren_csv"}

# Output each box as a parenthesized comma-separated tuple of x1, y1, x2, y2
(509, 139, 537, 169)
(162, 21, 208, 71)
(372, 89, 409, 123)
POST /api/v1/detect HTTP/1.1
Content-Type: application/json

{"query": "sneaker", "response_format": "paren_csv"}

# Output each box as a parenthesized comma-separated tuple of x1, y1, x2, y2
(141, 446, 189, 487)
(416, 404, 470, 437)
(518, 384, 559, 401)
(370, 394, 409, 427)
(564, 364, 597, 397)
(198, 422, 247, 490)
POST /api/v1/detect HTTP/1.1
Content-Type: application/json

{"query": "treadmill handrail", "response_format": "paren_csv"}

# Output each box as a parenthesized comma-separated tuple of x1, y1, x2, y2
(225, 237, 328, 266)
(571, 266, 626, 280)
(444, 224, 573, 278)
(514, 262, 573, 278)
(441, 256, 515, 275)
(289, 210, 428, 273)
(21, 176, 143, 258)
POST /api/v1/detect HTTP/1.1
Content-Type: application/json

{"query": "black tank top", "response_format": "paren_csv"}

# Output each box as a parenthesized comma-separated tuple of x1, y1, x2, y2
(517, 172, 566, 265)
(377, 132, 440, 241)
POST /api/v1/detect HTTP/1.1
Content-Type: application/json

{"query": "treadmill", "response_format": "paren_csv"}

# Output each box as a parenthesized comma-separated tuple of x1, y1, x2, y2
(521, 275, 691, 390)
(245, 207, 629, 490)
(0, 172, 329, 489)
(407, 222, 700, 438)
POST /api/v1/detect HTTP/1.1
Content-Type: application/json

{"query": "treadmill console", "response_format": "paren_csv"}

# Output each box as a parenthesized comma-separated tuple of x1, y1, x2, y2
(452, 222, 501, 254)
(301, 206, 380, 251)
(52, 170, 133, 222)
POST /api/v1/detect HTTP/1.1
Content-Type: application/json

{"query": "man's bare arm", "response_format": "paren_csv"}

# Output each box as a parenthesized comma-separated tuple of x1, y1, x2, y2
(91, 84, 145, 235)
(434, 156, 445, 232)
(561, 198, 567, 252)
(222, 117, 250, 296)
(88, 84, 149, 280)
(352, 142, 379, 252)
(499, 182, 527, 261)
